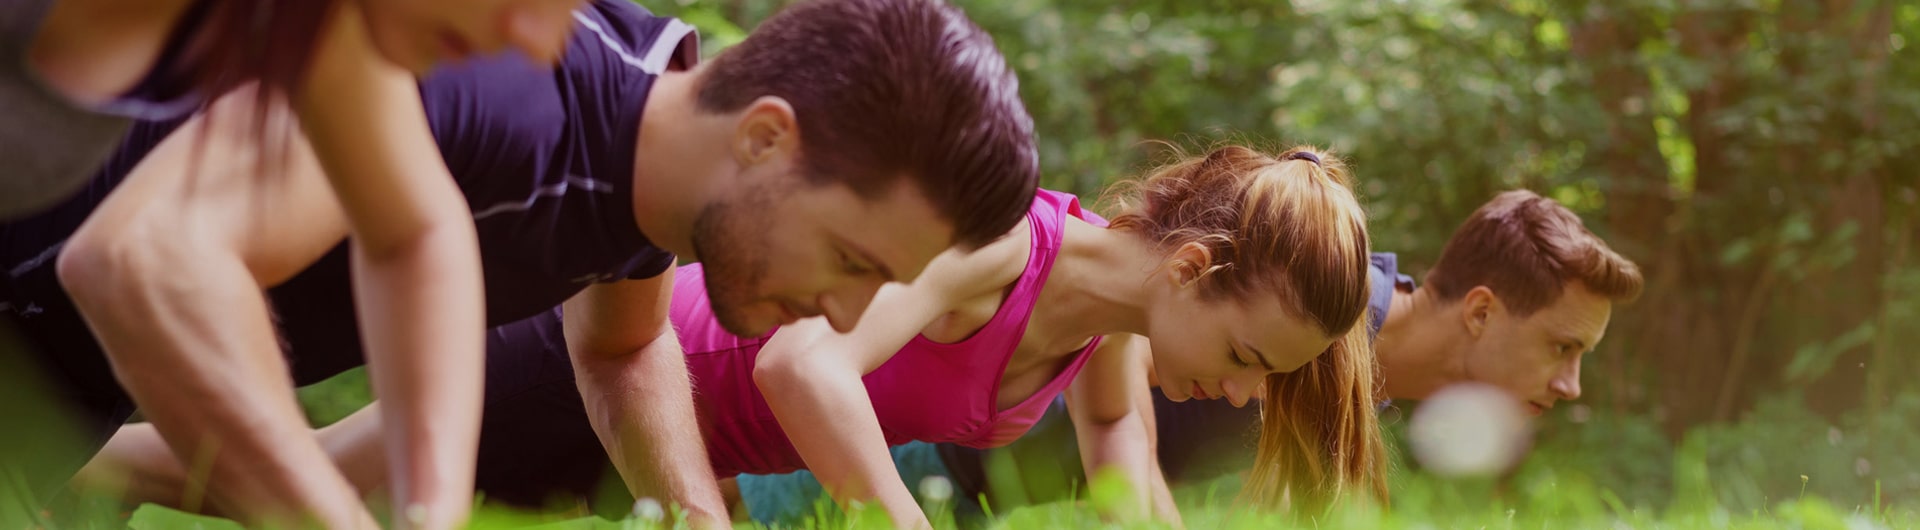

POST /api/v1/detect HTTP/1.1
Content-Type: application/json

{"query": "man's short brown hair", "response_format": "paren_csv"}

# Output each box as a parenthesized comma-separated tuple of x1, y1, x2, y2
(695, 0, 1039, 249)
(1426, 190, 1644, 315)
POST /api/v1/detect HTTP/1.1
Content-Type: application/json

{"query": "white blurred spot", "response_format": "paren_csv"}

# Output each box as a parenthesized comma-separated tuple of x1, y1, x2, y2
(632, 497, 665, 522)
(1408, 383, 1533, 477)
(1829, 427, 1843, 447)
(919, 475, 955, 503)
(405, 504, 428, 526)
(1569, 404, 1591, 424)
(1856, 458, 1872, 477)
(1848, 514, 1890, 530)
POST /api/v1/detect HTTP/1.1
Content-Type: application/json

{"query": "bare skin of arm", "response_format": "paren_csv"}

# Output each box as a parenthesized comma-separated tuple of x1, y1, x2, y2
(755, 241, 1021, 530)
(1063, 333, 1182, 527)
(73, 406, 390, 512)
(85, 277, 744, 530)
(294, 5, 486, 527)
(1133, 348, 1182, 524)
(79, 276, 735, 530)
(58, 5, 485, 526)
(563, 270, 730, 529)
(59, 87, 374, 528)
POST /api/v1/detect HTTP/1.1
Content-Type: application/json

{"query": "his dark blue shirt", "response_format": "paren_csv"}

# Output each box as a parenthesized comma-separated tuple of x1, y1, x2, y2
(0, 0, 697, 411)
(271, 0, 696, 384)
(421, 0, 696, 313)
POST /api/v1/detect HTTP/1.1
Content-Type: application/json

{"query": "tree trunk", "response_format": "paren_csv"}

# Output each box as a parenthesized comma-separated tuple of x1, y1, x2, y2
(1801, 0, 1893, 419)
(1656, 5, 1755, 435)
(1569, 3, 1676, 418)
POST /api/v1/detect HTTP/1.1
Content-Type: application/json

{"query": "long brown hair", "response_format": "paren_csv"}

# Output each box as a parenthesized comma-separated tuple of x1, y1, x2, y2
(185, 0, 339, 104)
(1108, 144, 1387, 512)
(161, 0, 343, 180)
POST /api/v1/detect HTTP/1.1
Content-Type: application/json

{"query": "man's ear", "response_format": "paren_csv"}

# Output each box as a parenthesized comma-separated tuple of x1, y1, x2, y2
(731, 96, 798, 167)
(1461, 285, 1503, 338)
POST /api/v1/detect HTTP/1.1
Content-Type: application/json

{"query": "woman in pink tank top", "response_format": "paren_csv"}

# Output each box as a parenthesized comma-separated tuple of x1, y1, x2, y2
(679, 144, 1386, 527)
(78, 145, 1388, 528)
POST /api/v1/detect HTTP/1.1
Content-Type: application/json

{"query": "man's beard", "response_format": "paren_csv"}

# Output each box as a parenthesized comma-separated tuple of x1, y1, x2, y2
(690, 187, 777, 337)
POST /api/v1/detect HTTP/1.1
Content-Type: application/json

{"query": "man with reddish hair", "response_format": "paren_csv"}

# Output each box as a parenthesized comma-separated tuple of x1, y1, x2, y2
(4, 0, 1037, 525)
(1375, 188, 1644, 411)
(726, 189, 1646, 525)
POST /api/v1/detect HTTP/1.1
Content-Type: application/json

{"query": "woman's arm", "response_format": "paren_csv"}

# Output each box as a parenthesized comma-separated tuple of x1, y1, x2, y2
(755, 241, 1022, 529)
(291, 5, 486, 529)
(1063, 333, 1182, 527)
(57, 82, 373, 528)
(1135, 355, 1181, 524)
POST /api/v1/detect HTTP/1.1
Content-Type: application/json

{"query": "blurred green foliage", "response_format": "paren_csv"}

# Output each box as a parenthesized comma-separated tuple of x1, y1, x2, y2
(655, 0, 1919, 414)
(641, 0, 1920, 518)
(273, 0, 1920, 525)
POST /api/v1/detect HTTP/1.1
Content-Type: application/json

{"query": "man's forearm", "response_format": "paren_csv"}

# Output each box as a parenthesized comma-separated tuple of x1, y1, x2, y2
(573, 334, 728, 525)
(350, 226, 484, 530)
(60, 244, 375, 528)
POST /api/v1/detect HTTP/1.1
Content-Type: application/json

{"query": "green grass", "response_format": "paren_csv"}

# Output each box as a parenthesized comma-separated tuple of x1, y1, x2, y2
(30, 373, 1920, 529)
(93, 468, 1918, 530)
(107, 492, 1920, 530)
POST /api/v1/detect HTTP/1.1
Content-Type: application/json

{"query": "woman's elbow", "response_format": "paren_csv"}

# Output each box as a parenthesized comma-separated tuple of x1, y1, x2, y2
(751, 354, 805, 391)
(57, 220, 172, 308)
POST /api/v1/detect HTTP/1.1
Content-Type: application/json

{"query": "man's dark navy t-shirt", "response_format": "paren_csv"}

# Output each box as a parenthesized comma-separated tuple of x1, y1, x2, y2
(272, 0, 697, 384)
(0, 0, 698, 395)
(423, 0, 697, 310)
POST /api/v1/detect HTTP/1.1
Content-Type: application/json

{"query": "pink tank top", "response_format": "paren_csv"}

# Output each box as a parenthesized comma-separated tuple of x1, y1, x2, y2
(672, 189, 1109, 477)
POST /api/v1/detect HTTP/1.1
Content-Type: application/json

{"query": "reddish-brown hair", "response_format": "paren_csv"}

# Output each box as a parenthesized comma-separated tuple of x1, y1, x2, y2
(184, 0, 339, 101)
(164, 0, 341, 175)
(693, 0, 1039, 249)
(1107, 145, 1387, 511)
(1426, 190, 1644, 315)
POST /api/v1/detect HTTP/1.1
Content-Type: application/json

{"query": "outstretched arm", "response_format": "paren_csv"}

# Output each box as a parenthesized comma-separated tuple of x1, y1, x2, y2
(564, 270, 729, 529)
(755, 242, 1018, 529)
(58, 83, 375, 527)
(1137, 367, 1180, 523)
(74, 405, 391, 511)
(61, 6, 487, 523)
(294, 5, 485, 528)
(1063, 333, 1182, 527)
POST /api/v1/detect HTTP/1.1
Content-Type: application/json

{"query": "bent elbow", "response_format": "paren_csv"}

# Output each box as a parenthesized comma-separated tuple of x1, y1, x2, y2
(753, 349, 840, 397)
(751, 354, 800, 391)
(56, 223, 160, 307)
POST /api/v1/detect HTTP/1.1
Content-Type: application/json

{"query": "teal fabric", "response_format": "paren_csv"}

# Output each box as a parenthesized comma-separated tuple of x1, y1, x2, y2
(738, 442, 984, 527)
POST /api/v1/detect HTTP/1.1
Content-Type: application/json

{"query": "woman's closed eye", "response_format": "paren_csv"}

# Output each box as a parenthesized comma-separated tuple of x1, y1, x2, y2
(1228, 346, 1250, 368)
